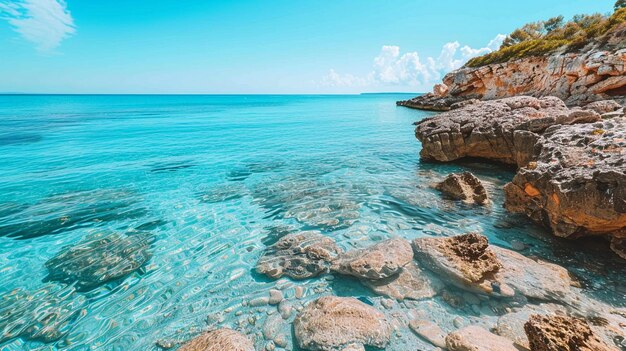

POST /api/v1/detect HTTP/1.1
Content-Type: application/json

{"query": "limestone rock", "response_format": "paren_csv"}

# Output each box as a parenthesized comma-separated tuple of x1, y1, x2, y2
(504, 118, 626, 258)
(397, 48, 626, 110)
(178, 328, 254, 351)
(331, 238, 413, 280)
(583, 100, 623, 114)
(436, 172, 489, 205)
(409, 319, 447, 348)
(45, 231, 153, 291)
(446, 326, 518, 351)
(413, 233, 574, 300)
(256, 231, 342, 280)
(293, 296, 391, 351)
(524, 314, 616, 351)
(361, 261, 444, 301)
(414, 96, 597, 166)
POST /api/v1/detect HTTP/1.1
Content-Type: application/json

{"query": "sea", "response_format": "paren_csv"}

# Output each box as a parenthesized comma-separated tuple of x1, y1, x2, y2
(0, 94, 624, 350)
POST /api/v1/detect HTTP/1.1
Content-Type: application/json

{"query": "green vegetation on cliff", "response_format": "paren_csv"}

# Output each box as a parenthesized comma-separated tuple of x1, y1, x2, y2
(466, 4, 626, 68)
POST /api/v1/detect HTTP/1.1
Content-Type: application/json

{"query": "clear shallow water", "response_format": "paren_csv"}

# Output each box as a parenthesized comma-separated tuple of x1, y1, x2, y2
(0, 94, 624, 350)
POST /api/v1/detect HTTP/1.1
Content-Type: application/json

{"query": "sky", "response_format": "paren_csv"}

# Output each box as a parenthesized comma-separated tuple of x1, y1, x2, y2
(0, 0, 617, 94)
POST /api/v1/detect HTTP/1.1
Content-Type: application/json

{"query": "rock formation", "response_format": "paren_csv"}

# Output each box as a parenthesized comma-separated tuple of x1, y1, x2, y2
(446, 326, 519, 351)
(413, 94, 625, 258)
(524, 314, 616, 351)
(178, 328, 254, 351)
(331, 238, 413, 280)
(413, 233, 575, 299)
(504, 118, 626, 258)
(256, 231, 342, 280)
(45, 231, 153, 291)
(414, 96, 600, 165)
(361, 261, 443, 301)
(436, 172, 489, 205)
(293, 296, 391, 351)
(398, 48, 626, 110)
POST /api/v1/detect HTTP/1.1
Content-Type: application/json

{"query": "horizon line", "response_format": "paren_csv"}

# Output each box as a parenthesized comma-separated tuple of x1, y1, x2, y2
(0, 92, 423, 96)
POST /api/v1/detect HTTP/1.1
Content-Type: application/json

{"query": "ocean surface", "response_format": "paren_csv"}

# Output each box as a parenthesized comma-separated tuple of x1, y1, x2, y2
(0, 94, 624, 350)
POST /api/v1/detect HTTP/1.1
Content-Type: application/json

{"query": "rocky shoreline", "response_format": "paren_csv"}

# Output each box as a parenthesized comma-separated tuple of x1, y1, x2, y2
(414, 95, 626, 259)
(397, 47, 626, 111)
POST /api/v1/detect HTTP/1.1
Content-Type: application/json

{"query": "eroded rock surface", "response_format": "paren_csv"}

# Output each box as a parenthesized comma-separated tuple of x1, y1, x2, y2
(398, 48, 626, 110)
(524, 314, 616, 351)
(293, 296, 391, 351)
(361, 261, 444, 301)
(45, 231, 153, 291)
(331, 238, 413, 280)
(413, 233, 574, 300)
(446, 326, 519, 351)
(504, 118, 626, 258)
(436, 172, 489, 205)
(414, 96, 599, 165)
(256, 231, 342, 280)
(178, 328, 254, 351)
(0, 285, 87, 344)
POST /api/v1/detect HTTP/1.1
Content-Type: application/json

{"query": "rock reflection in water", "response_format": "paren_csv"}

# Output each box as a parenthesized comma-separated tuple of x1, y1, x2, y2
(45, 231, 154, 291)
(0, 189, 147, 239)
(0, 285, 86, 344)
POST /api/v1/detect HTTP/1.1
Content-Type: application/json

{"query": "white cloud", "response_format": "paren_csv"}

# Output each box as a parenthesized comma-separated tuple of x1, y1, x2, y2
(0, 0, 75, 52)
(322, 34, 505, 91)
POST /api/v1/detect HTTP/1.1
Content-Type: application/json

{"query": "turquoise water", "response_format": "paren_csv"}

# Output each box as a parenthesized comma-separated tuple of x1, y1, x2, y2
(0, 94, 624, 350)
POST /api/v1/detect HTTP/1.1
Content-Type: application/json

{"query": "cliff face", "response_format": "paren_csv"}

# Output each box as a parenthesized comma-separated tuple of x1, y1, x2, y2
(398, 48, 626, 110)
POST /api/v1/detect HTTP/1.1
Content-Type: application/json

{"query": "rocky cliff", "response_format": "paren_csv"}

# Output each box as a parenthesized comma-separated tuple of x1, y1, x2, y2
(398, 48, 626, 110)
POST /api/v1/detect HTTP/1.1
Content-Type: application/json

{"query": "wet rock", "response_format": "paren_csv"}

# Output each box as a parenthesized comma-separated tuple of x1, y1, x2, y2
(0, 285, 87, 344)
(524, 314, 615, 351)
(414, 233, 502, 284)
(45, 231, 153, 291)
(293, 296, 391, 350)
(360, 261, 443, 301)
(414, 96, 597, 166)
(413, 233, 574, 300)
(331, 238, 413, 280)
(495, 304, 564, 350)
(0, 189, 147, 240)
(436, 172, 489, 205)
(446, 326, 518, 351)
(256, 231, 342, 280)
(268, 289, 284, 305)
(252, 178, 363, 230)
(504, 118, 626, 259)
(178, 328, 254, 351)
(409, 319, 447, 348)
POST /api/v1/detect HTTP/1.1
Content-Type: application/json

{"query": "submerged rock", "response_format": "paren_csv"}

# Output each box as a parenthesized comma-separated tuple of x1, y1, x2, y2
(409, 319, 447, 348)
(178, 328, 254, 351)
(0, 285, 87, 344)
(504, 118, 626, 258)
(524, 314, 615, 351)
(361, 261, 444, 301)
(331, 238, 413, 280)
(256, 231, 342, 280)
(446, 326, 518, 351)
(414, 96, 598, 166)
(293, 296, 391, 351)
(436, 172, 489, 205)
(413, 233, 574, 300)
(45, 231, 153, 291)
(0, 189, 146, 240)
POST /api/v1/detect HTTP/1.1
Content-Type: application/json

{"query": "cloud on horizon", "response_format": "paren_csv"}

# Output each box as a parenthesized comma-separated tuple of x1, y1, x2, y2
(0, 0, 75, 52)
(322, 34, 505, 91)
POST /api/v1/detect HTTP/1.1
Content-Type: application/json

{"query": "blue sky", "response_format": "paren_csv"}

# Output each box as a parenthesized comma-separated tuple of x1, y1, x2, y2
(0, 0, 617, 94)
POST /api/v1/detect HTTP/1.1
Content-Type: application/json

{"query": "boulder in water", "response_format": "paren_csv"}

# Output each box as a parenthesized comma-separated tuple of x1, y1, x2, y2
(45, 231, 153, 291)
(524, 314, 615, 351)
(178, 328, 254, 351)
(331, 238, 413, 280)
(436, 172, 489, 205)
(256, 231, 342, 280)
(294, 296, 391, 351)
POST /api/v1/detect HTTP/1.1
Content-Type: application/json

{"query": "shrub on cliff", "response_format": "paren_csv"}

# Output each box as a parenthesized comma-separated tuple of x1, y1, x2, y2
(467, 8, 626, 67)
